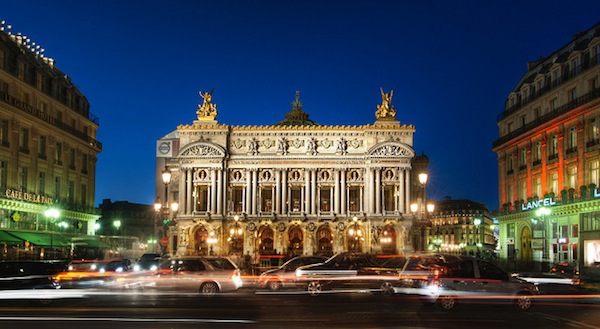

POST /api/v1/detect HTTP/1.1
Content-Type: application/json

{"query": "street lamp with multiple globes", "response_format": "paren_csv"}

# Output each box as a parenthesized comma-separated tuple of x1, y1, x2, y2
(411, 172, 435, 252)
(228, 215, 243, 254)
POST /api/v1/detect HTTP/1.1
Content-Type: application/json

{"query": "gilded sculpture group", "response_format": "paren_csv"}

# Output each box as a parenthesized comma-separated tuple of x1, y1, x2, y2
(197, 87, 396, 121)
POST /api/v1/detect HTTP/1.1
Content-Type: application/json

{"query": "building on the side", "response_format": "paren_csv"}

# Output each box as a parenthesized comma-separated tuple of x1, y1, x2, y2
(493, 21, 600, 271)
(96, 199, 154, 258)
(428, 197, 496, 257)
(0, 22, 102, 260)
(156, 89, 426, 258)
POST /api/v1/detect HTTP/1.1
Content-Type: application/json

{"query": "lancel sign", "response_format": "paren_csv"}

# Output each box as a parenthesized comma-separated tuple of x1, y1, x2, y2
(521, 197, 556, 211)
(5, 189, 54, 205)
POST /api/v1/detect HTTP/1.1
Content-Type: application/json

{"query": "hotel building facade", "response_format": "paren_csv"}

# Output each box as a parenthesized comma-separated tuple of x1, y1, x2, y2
(0, 22, 102, 259)
(156, 89, 423, 257)
(493, 22, 600, 270)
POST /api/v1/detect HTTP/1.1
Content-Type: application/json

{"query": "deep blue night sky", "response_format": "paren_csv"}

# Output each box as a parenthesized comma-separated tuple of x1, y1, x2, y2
(3, 1, 600, 211)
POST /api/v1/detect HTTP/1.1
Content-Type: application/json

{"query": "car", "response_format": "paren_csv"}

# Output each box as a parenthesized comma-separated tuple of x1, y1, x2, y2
(294, 253, 401, 296)
(0, 260, 66, 304)
(258, 255, 328, 291)
(112, 256, 243, 297)
(407, 254, 539, 311)
(513, 262, 580, 286)
(136, 253, 165, 271)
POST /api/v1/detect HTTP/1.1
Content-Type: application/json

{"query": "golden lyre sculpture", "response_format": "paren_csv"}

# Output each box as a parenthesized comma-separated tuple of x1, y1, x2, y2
(375, 87, 396, 120)
(196, 88, 218, 120)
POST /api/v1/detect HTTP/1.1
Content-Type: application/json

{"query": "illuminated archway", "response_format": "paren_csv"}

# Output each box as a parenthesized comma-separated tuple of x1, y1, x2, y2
(380, 225, 397, 254)
(193, 226, 209, 255)
(258, 226, 274, 255)
(288, 225, 303, 256)
(316, 226, 333, 257)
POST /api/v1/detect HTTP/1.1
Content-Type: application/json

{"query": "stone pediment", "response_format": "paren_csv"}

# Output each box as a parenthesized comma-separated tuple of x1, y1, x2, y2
(368, 142, 414, 158)
(178, 141, 226, 158)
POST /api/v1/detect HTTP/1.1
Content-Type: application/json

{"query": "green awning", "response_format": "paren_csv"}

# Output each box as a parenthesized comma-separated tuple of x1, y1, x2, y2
(6, 231, 69, 247)
(71, 237, 111, 248)
(0, 230, 23, 244)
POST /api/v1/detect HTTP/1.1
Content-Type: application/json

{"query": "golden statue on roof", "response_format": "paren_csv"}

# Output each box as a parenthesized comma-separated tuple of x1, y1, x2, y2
(196, 88, 218, 121)
(375, 87, 396, 121)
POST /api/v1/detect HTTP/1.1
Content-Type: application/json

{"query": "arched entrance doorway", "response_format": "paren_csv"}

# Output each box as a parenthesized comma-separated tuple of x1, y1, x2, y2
(380, 225, 397, 254)
(288, 225, 303, 256)
(258, 226, 274, 255)
(316, 226, 333, 257)
(520, 226, 532, 264)
(194, 226, 209, 255)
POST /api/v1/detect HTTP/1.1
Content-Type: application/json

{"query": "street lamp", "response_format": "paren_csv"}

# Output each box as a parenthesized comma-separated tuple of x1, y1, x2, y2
(229, 215, 243, 254)
(348, 215, 362, 253)
(113, 220, 121, 235)
(535, 207, 551, 270)
(474, 217, 481, 257)
(155, 167, 178, 254)
(411, 172, 434, 251)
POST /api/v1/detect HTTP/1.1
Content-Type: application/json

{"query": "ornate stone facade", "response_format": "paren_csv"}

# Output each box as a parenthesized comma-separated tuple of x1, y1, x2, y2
(157, 90, 417, 258)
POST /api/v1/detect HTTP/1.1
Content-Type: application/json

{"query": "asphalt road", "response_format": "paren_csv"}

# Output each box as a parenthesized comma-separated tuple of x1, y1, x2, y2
(0, 285, 599, 329)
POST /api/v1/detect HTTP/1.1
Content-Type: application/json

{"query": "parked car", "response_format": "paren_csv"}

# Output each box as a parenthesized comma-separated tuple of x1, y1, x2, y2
(407, 254, 540, 311)
(258, 255, 328, 291)
(294, 253, 401, 296)
(112, 256, 243, 297)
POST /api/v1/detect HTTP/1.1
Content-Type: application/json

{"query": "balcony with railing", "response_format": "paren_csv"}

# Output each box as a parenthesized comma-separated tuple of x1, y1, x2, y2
(493, 87, 600, 148)
(498, 55, 600, 122)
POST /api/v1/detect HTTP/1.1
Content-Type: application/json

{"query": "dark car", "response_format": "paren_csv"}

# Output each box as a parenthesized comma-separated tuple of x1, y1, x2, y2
(0, 260, 66, 304)
(136, 253, 164, 271)
(294, 253, 401, 296)
(258, 255, 328, 291)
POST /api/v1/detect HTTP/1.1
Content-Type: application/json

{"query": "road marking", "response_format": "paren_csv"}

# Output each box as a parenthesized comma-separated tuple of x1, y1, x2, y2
(0, 316, 255, 324)
(534, 312, 600, 329)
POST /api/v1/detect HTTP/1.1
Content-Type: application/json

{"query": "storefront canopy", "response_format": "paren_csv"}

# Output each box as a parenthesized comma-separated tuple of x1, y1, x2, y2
(70, 237, 111, 248)
(0, 230, 23, 244)
(5, 231, 70, 247)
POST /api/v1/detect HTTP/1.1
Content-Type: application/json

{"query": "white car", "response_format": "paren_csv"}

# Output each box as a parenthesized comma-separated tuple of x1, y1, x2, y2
(113, 256, 243, 297)
(258, 256, 327, 291)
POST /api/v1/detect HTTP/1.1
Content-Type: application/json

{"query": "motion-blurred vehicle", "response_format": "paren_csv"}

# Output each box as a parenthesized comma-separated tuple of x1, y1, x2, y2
(407, 254, 539, 311)
(113, 256, 243, 297)
(135, 253, 164, 271)
(0, 260, 66, 304)
(294, 253, 401, 296)
(513, 262, 580, 286)
(56, 258, 136, 287)
(258, 255, 327, 291)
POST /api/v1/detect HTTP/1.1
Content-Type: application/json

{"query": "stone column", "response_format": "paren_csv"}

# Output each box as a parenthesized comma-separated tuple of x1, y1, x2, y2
(210, 169, 217, 214)
(340, 170, 346, 215)
(282, 170, 288, 214)
(216, 169, 223, 215)
(375, 168, 381, 214)
(311, 169, 317, 214)
(334, 170, 340, 214)
(186, 169, 193, 214)
(252, 169, 258, 215)
(245, 170, 251, 214)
